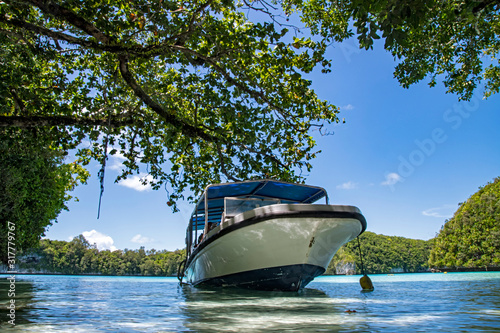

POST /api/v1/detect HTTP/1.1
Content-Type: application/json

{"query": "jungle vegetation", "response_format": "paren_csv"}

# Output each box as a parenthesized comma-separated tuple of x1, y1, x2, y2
(0, 129, 88, 263)
(428, 177, 500, 269)
(326, 232, 433, 275)
(16, 235, 186, 276)
(328, 177, 500, 274)
(13, 232, 431, 276)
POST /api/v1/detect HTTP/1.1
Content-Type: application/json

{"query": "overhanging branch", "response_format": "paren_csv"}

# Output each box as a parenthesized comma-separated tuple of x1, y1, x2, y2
(0, 115, 135, 128)
(117, 54, 217, 143)
(5, 1, 285, 115)
(3, 0, 296, 172)
(0, 16, 100, 49)
(22, 0, 114, 44)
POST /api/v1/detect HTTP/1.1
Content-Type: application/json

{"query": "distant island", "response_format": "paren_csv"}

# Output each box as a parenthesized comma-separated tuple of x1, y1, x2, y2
(327, 232, 432, 275)
(329, 176, 499, 274)
(429, 176, 500, 270)
(3, 177, 499, 276)
(0, 232, 433, 276)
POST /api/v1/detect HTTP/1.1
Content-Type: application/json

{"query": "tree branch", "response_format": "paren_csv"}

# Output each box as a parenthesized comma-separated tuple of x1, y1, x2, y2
(0, 115, 135, 128)
(185, 0, 213, 36)
(22, 0, 114, 44)
(4, 0, 294, 171)
(0, 27, 25, 40)
(4, 2, 284, 114)
(170, 44, 284, 112)
(117, 54, 217, 142)
(472, 0, 500, 14)
(0, 15, 99, 48)
(9, 87, 27, 115)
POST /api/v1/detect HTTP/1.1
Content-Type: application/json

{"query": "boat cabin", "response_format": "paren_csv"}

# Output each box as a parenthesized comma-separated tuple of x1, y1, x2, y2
(185, 180, 329, 257)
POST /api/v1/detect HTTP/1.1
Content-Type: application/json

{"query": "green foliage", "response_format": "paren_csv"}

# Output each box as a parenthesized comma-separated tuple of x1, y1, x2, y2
(2, 0, 496, 216)
(0, 129, 88, 263)
(18, 236, 186, 276)
(326, 232, 433, 274)
(287, 0, 500, 100)
(0, 0, 341, 212)
(429, 177, 500, 269)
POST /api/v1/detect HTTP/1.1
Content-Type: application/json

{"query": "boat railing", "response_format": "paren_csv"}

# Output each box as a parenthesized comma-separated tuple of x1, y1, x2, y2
(188, 197, 286, 255)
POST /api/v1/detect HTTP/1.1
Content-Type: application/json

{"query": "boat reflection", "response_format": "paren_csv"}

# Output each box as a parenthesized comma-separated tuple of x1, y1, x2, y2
(179, 284, 366, 332)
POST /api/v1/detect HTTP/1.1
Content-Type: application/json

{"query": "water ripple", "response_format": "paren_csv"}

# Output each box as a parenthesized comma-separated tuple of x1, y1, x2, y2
(0, 273, 499, 332)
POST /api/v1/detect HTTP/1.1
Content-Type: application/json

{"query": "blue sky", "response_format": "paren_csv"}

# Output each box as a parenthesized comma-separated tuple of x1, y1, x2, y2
(45, 36, 500, 252)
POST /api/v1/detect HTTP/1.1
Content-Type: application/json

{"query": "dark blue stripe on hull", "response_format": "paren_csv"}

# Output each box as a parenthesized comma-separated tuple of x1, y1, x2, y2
(194, 264, 325, 292)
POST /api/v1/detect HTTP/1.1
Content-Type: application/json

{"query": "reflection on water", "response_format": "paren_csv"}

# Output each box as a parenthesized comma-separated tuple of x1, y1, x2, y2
(180, 286, 360, 332)
(0, 273, 499, 332)
(0, 277, 36, 326)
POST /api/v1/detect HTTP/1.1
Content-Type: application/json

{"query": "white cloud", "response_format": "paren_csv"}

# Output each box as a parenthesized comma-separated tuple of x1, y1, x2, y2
(108, 150, 126, 171)
(82, 230, 117, 251)
(118, 173, 153, 192)
(342, 104, 355, 110)
(131, 234, 155, 244)
(381, 173, 402, 186)
(422, 205, 456, 218)
(336, 181, 358, 190)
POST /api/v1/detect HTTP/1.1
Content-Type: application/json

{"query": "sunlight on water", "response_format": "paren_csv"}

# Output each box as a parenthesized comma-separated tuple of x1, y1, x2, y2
(318, 271, 500, 283)
(0, 273, 499, 332)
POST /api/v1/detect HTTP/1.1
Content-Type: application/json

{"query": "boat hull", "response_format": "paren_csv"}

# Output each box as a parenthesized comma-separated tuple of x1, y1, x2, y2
(195, 264, 325, 291)
(184, 204, 365, 291)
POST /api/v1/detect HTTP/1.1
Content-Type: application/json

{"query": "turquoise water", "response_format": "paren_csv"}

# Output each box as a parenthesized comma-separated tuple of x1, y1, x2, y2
(1, 272, 499, 332)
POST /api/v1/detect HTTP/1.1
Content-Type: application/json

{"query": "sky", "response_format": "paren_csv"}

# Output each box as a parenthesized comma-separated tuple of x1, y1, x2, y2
(45, 33, 500, 252)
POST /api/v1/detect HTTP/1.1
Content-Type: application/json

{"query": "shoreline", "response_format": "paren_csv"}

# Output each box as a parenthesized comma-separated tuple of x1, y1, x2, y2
(2, 266, 499, 278)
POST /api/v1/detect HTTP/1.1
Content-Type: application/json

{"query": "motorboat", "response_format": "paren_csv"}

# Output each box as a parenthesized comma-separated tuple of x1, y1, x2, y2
(179, 179, 366, 291)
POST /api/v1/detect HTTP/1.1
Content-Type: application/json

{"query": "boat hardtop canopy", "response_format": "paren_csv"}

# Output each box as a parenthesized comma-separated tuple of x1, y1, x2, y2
(190, 179, 329, 231)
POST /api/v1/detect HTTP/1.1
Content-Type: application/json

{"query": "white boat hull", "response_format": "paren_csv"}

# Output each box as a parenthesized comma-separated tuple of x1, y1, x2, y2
(184, 204, 364, 291)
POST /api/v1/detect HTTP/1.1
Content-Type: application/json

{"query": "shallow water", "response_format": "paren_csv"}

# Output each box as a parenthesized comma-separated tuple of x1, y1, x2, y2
(1, 272, 499, 332)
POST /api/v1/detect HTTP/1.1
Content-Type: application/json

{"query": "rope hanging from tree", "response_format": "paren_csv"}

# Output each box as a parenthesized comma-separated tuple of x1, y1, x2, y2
(97, 112, 112, 219)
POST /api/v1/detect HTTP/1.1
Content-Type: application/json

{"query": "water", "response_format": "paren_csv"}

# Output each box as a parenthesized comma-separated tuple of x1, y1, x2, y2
(1, 272, 499, 332)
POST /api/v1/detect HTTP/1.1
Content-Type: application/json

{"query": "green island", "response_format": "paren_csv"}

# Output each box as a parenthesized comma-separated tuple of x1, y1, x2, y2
(328, 176, 500, 274)
(7, 177, 499, 276)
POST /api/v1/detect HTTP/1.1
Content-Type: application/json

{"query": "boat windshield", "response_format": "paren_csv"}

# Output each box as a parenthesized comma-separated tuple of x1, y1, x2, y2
(224, 197, 281, 218)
